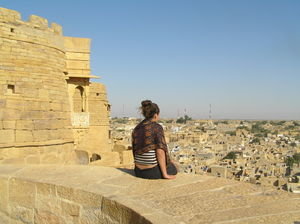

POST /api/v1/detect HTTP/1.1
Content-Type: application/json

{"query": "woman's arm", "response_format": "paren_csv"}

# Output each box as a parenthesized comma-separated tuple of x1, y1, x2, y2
(156, 148, 176, 179)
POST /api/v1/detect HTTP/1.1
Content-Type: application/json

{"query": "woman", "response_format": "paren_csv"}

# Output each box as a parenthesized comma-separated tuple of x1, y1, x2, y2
(132, 100, 177, 179)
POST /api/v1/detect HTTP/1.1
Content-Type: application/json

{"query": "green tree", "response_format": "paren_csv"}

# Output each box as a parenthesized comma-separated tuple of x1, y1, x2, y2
(293, 153, 300, 165)
(225, 131, 236, 136)
(285, 157, 294, 167)
(223, 152, 237, 160)
(250, 138, 260, 144)
(176, 115, 192, 124)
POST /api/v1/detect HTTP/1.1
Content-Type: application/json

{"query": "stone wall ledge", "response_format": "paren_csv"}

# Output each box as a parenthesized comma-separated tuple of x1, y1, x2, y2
(0, 139, 74, 149)
(0, 165, 300, 224)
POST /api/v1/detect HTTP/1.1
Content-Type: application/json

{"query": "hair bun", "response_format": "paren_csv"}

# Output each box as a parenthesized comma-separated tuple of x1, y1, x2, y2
(141, 100, 152, 107)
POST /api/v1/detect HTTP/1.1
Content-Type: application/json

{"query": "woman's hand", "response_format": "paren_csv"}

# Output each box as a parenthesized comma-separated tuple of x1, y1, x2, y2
(157, 148, 176, 180)
(163, 174, 176, 180)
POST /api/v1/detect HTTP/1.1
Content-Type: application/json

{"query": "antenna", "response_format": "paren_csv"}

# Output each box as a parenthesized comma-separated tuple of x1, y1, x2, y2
(209, 104, 212, 120)
(122, 104, 125, 117)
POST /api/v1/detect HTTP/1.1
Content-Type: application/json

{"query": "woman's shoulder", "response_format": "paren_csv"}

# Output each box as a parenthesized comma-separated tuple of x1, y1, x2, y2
(151, 122, 163, 131)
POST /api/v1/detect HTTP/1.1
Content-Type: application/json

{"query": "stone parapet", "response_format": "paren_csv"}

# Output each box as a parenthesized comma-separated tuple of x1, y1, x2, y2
(0, 165, 300, 224)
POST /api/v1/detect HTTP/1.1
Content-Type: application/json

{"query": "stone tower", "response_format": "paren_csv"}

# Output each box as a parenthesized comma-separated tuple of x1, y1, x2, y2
(0, 7, 111, 164)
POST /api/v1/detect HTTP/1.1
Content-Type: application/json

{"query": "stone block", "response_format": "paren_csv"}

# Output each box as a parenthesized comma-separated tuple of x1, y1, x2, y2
(15, 130, 33, 142)
(0, 130, 15, 144)
(0, 178, 9, 213)
(29, 15, 48, 28)
(80, 208, 102, 224)
(9, 178, 36, 208)
(0, 7, 21, 22)
(2, 109, 21, 120)
(57, 186, 74, 201)
(34, 210, 66, 224)
(0, 99, 6, 107)
(16, 120, 34, 130)
(2, 120, 16, 129)
(25, 155, 40, 164)
(51, 23, 63, 35)
(101, 198, 121, 223)
(65, 52, 90, 61)
(40, 101, 50, 111)
(72, 190, 102, 208)
(5, 99, 24, 110)
(27, 101, 41, 111)
(33, 130, 50, 142)
(40, 154, 60, 164)
(69, 150, 89, 165)
(50, 102, 62, 111)
(121, 151, 134, 165)
(36, 194, 61, 216)
(10, 205, 34, 224)
(33, 120, 50, 130)
(38, 89, 49, 99)
(61, 200, 80, 216)
(36, 182, 56, 196)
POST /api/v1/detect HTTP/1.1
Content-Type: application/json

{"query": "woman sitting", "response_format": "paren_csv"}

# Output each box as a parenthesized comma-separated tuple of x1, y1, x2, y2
(132, 100, 177, 179)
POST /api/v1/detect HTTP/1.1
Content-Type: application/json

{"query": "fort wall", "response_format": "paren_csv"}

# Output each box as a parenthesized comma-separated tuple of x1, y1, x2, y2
(0, 7, 112, 164)
(1, 164, 300, 224)
(0, 7, 74, 164)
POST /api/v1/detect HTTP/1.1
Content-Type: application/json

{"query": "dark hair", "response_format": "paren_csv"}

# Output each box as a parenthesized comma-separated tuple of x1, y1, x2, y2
(140, 100, 160, 119)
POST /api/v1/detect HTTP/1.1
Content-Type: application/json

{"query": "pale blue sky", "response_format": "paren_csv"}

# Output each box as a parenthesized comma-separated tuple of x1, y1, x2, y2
(2, 1, 300, 120)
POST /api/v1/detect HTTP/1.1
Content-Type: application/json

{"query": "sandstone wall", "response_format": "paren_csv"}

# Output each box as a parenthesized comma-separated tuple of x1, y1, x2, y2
(0, 8, 74, 164)
(73, 82, 113, 162)
(0, 165, 150, 224)
(1, 165, 300, 224)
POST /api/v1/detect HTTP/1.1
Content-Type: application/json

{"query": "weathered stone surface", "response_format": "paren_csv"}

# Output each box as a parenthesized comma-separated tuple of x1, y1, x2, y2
(0, 178, 9, 213)
(1, 165, 300, 224)
(0, 130, 15, 143)
(15, 130, 33, 142)
(34, 210, 66, 224)
(9, 178, 36, 207)
(10, 205, 34, 224)
(71, 150, 89, 165)
(61, 201, 80, 216)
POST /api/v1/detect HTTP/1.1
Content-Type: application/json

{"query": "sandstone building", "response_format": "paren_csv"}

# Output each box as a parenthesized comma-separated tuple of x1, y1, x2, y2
(0, 7, 111, 164)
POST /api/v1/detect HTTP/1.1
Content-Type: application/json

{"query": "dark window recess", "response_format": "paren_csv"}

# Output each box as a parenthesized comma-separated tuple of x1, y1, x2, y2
(90, 153, 101, 162)
(7, 84, 15, 94)
(10, 28, 15, 33)
(96, 93, 100, 96)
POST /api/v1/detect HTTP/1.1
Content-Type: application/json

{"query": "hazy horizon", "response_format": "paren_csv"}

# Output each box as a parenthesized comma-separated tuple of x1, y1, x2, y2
(2, 0, 300, 120)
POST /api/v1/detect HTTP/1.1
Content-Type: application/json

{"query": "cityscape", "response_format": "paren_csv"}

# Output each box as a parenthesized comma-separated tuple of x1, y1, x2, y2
(111, 117, 300, 193)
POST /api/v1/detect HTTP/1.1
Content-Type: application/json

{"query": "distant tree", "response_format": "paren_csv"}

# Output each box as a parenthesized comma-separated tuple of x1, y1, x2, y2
(278, 120, 286, 125)
(176, 115, 192, 124)
(223, 151, 237, 160)
(290, 142, 297, 147)
(285, 153, 300, 167)
(250, 138, 260, 144)
(293, 153, 300, 165)
(293, 121, 300, 126)
(285, 157, 294, 167)
(176, 117, 185, 124)
(285, 125, 295, 130)
(225, 131, 236, 136)
(237, 126, 250, 131)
